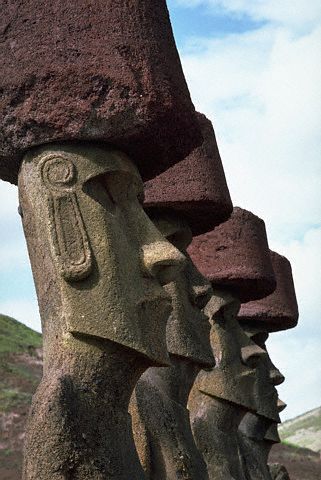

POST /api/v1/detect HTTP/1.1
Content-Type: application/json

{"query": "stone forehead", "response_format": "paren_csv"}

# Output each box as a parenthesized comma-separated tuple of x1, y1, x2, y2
(187, 207, 276, 302)
(0, 0, 201, 184)
(144, 113, 233, 236)
(238, 251, 299, 332)
(23, 143, 142, 187)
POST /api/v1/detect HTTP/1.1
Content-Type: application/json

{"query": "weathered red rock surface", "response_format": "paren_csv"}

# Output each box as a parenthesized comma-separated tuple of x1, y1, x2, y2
(0, 0, 201, 184)
(238, 251, 299, 331)
(187, 207, 276, 302)
(144, 113, 233, 235)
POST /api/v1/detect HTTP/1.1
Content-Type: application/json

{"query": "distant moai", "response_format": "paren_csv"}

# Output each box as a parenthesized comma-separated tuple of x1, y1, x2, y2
(238, 251, 298, 479)
(130, 113, 233, 479)
(0, 2, 203, 478)
(188, 207, 279, 480)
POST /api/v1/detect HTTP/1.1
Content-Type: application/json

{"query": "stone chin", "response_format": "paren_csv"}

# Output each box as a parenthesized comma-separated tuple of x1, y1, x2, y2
(197, 290, 265, 412)
(197, 364, 258, 413)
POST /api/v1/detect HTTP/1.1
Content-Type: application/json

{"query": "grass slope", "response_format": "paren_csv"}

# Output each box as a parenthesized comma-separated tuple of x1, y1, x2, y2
(0, 314, 42, 355)
(0, 314, 42, 414)
(279, 406, 321, 453)
(0, 314, 43, 479)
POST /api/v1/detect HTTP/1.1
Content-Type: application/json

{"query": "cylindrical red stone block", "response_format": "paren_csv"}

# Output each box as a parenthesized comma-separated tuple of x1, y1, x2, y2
(187, 207, 276, 302)
(0, 0, 201, 183)
(144, 113, 233, 235)
(238, 251, 299, 331)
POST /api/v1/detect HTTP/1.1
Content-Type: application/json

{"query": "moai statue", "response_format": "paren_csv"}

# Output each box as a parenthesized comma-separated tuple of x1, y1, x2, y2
(0, 0, 201, 184)
(187, 207, 277, 480)
(0, 3, 204, 479)
(19, 145, 187, 480)
(238, 251, 299, 480)
(130, 113, 233, 479)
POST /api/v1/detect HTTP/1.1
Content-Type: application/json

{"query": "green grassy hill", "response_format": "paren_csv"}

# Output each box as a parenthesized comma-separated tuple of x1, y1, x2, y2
(0, 314, 42, 355)
(0, 314, 43, 480)
(279, 406, 321, 453)
(0, 314, 42, 413)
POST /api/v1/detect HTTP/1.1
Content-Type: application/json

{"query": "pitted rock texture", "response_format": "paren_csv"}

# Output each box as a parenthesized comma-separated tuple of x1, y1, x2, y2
(188, 207, 276, 302)
(0, 0, 201, 184)
(144, 113, 233, 235)
(238, 251, 299, 331)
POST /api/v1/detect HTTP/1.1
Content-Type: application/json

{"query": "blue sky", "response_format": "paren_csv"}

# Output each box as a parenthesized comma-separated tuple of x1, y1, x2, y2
(0, 0, 321, 421)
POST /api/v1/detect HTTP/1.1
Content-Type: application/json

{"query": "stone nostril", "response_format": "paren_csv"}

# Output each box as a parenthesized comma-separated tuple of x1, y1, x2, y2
(241, 345, 265, 368)
(141, 242, 186, 285)
(270, 369, 285, 386)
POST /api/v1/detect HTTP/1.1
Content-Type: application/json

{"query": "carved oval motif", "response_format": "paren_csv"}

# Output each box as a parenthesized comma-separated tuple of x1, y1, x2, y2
(41, 155, 76, 189)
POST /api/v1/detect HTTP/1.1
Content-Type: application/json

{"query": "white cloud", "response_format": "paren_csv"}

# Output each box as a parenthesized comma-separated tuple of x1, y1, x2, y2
(180, 25, 321, 242)
(174, 0, 321, 30)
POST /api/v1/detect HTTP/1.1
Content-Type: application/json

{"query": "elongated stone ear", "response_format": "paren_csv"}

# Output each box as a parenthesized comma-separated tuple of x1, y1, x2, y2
(40, 154, 92, 282)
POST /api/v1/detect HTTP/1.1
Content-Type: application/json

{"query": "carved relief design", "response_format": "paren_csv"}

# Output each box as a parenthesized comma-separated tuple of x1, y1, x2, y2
(39, 154, 92, 281)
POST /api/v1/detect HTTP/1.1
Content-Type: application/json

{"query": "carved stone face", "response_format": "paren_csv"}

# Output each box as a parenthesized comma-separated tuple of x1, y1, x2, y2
(196, 291, 266, 411)
(151, 214, 215, 368)
(18, 144, 186, 365)
(242, 326, 284, 422)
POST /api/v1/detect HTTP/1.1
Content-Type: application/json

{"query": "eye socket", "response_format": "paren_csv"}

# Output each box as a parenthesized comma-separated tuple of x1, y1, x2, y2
(189, 287, 211, 310)
(102, 172, 143, 204)
(98, 176, 116, 205)
(249, 332, 268, 351)
(82, 176, 116, 212)
(167, 230, 192, 251)
(137, 190, 144, 205)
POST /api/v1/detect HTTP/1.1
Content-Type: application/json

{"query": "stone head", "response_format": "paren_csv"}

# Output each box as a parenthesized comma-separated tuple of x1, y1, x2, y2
(196, 290, 267, 411)
(238, 250, 297, 421)
(18, 144, 186, 366)
(150, 212, 215, 368)
(240, 325, 284, 422)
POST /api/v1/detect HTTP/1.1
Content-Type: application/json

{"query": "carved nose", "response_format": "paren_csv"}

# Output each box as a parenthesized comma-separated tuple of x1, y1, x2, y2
(141, 241, 186, 286)
(270, 368, 285, 386)
(241, 344, 266, 368)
